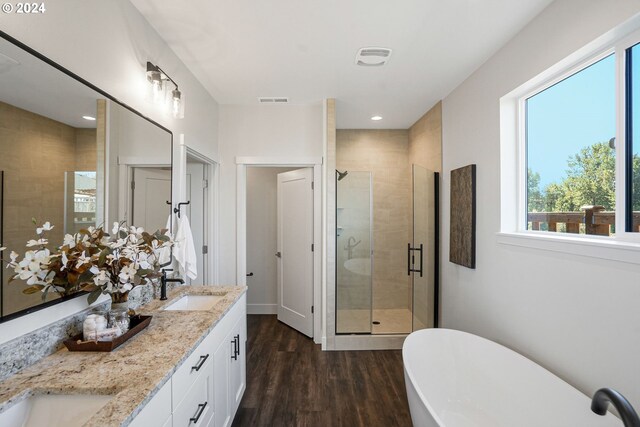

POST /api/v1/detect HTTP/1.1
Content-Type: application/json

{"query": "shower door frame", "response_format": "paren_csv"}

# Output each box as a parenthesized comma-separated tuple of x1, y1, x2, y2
(334, 166, 440, 336)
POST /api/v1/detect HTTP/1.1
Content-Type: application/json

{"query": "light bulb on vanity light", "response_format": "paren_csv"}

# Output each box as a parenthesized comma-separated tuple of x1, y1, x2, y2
(171, 88, 182, 118)
(152, 79, 164, 103)
(146, 61, 165, 104)
(371, 115, 383, 121)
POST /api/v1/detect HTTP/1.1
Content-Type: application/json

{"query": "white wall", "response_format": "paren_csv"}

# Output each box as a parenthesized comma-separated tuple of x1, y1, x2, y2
(246, 167, 296, 313)
(218, 104, 324, 284)
(442, 0, 640, 406)
(0, 0, 219, 343)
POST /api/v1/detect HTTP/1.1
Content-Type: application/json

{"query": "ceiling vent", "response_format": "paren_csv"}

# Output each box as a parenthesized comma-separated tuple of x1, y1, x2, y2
(258, 97, 289, 104)
(355, 47, 392, 67)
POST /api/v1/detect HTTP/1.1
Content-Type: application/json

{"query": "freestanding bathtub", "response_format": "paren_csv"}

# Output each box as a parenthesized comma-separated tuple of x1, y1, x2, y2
(402, 329, 621, 427)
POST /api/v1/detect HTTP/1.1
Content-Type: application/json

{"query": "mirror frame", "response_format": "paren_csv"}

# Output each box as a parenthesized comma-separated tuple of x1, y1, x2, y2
(0, 30, 173, 323)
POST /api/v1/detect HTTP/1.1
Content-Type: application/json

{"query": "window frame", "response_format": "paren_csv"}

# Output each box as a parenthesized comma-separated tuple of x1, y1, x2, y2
(618, 30, 640, 239)
(514, 31, 640, 244)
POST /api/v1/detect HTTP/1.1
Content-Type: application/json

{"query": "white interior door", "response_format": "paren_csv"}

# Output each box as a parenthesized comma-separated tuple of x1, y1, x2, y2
(186, 162, 207, 285)
(131, 167, 171, 232)
(276, 168, 314, 337)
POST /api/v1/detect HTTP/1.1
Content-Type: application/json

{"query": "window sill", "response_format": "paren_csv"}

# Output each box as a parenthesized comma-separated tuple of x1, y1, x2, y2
(496, 231, 640, 265)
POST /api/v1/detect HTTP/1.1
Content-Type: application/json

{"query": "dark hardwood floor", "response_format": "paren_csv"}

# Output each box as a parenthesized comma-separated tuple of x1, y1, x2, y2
(232, 315, 413, 427)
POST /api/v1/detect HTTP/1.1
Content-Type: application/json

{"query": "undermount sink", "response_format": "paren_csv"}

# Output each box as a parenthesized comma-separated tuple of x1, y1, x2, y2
(0, 394, 112, 427)
(163, 294, 225, 311)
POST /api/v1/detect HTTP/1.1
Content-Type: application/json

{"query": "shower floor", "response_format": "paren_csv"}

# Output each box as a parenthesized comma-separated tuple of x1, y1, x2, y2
(337, 308, 412, 334)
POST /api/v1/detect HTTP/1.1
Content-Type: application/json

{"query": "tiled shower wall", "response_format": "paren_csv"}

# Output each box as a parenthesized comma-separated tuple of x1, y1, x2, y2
(337, 129, 411, 310)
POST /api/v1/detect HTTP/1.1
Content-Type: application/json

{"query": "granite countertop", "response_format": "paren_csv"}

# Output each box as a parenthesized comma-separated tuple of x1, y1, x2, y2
(0, 285, 247, 426)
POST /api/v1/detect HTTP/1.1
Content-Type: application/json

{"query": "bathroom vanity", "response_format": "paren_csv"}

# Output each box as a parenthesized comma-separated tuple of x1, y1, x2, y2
(0, 286, 247, 427)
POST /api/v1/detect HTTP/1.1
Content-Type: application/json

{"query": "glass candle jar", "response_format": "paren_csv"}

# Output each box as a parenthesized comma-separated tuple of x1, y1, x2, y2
(108, 308, 130, 335)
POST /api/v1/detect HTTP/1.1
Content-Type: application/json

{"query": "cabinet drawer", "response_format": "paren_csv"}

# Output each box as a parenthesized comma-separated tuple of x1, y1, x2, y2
(173, 331, 214, 410)
(173, 356, 213, 427)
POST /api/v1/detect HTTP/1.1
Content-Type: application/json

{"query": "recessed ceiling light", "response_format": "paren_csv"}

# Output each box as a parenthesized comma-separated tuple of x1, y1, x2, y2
(371, 115, 383, 121)
(82, 115, 96, 121)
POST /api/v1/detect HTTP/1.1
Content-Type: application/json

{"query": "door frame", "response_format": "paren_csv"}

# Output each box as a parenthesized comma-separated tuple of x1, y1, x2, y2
(185, 146, 219, 285)
(236, 157, 322, 344)
(118, 160, 171, 226)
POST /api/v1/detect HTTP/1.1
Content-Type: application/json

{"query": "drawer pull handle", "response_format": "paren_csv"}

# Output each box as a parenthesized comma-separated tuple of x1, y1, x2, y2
(234, 334, 240, 357)
(189, 401, 208, 424)
(191, 354, 209, 372)
(231, 338, 238, 361)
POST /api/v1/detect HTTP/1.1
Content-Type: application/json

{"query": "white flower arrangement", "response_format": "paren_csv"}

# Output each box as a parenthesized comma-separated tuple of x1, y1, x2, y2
(0, 221, 173, 304)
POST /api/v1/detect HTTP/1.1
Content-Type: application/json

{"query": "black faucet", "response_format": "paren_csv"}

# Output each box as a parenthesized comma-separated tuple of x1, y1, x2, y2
(592, 388, 640, 427)
(160, 269, 185, 300)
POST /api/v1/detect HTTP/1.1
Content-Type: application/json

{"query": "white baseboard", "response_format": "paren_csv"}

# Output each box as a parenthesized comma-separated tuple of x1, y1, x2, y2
(247, 303, 277, 315)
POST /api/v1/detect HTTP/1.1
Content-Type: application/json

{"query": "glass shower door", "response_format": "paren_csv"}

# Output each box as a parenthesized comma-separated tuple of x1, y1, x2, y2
(412, 165, 438, 331)
(336, 171, 373, 334)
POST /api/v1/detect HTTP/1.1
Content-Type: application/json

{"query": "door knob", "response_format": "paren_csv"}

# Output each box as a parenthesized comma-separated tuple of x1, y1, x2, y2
(275, 252, 282, 258)
(246, 272, 254, 277)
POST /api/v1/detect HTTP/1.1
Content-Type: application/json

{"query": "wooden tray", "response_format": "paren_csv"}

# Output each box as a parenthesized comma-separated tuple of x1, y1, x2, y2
(64, 315, 152, 352)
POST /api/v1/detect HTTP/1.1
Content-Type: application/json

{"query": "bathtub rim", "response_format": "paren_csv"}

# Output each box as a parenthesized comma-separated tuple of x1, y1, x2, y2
(401, 328, 614, 427)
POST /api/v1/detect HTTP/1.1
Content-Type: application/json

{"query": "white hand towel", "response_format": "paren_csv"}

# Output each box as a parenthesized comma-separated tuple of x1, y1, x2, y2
(174, 215, 198, 280)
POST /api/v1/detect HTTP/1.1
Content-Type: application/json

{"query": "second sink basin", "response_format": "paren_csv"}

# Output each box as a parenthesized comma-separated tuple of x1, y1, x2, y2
(164, 294, 225, 311)
(0, 394, 112, 427)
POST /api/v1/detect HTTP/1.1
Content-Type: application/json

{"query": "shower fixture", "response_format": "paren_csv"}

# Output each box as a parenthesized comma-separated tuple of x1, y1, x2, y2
(336, 170, 348, 181)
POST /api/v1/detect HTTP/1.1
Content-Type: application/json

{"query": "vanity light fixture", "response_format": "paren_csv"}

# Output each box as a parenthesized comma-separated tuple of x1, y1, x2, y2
(146, 61, 184, 118)
(82, 115, 96, 121)
(371, 115, 383, 121)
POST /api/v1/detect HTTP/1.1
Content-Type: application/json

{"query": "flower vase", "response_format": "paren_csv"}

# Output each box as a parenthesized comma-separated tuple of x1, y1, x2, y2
(110, 291, 130, 312)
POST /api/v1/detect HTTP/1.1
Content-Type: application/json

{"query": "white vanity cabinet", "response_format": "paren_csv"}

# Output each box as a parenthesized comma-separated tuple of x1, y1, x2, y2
(172, 354, 213, 427)
(212, 296, 247, 427)
(130, 293, 246, 427)
(228, 313, 247, 415)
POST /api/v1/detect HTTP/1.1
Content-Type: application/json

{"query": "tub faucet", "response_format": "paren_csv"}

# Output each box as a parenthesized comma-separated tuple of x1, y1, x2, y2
(160, 268, 185, 301)
(344, 236, 361, 260)
(591, 388, 640, 427)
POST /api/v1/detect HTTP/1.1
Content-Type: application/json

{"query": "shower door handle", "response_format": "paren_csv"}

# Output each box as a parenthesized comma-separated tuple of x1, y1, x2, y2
(408, 243, 424, 277)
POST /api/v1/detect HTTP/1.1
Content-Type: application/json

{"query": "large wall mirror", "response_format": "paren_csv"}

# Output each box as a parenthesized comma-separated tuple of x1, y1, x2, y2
(0, 32, 173, 321)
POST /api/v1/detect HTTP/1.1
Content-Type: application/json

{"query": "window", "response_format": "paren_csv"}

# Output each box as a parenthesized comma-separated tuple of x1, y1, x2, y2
(519, 30, 640, 240)
(525, 54, 616, 236)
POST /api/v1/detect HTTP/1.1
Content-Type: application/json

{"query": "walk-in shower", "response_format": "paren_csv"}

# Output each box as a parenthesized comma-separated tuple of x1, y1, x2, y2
(335, 129, 439, 335)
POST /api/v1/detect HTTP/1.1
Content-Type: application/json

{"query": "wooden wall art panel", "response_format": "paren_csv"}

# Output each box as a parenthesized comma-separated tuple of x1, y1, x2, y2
(449, 164, 476, 269)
